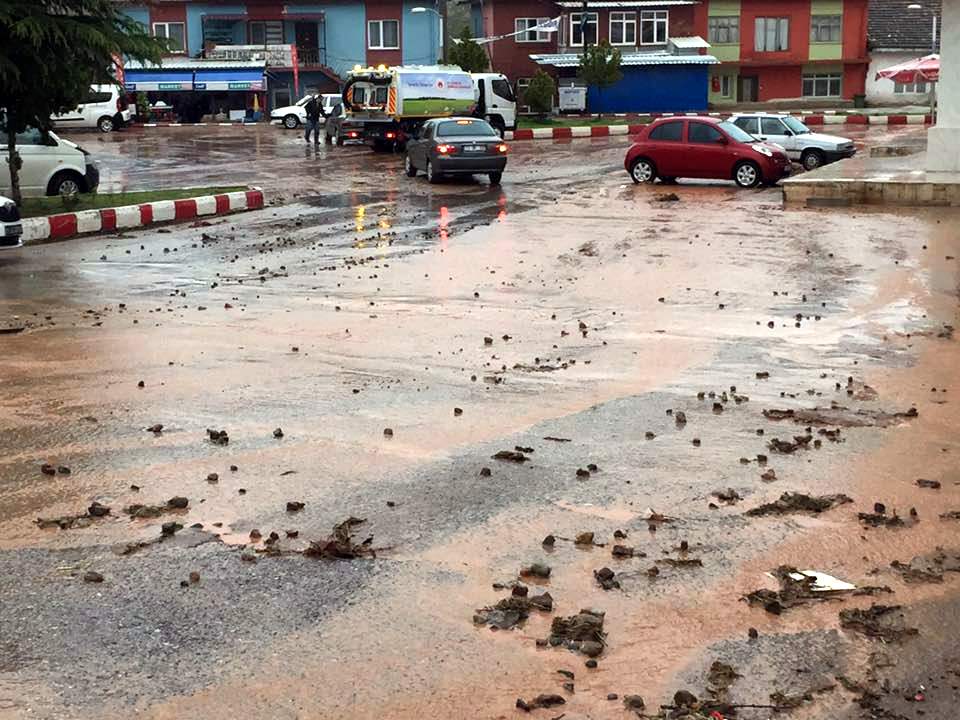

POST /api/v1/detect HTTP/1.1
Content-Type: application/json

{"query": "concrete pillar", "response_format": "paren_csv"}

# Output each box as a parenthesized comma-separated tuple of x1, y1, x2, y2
(927, 0, 960, 171)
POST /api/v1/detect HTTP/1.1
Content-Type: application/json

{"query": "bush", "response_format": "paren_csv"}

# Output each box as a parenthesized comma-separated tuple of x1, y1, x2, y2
(449, 27, 488, 73)
(525, 71, 555, 119)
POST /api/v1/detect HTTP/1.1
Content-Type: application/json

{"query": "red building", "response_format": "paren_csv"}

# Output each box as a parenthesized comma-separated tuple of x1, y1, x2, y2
(471, 0, 868, 105)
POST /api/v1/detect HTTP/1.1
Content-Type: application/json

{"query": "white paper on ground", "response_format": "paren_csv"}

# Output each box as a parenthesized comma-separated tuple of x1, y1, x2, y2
(764, 570, 856, 592)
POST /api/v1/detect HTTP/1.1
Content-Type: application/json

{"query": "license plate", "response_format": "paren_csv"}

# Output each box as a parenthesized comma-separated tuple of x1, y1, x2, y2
(463, 144, 484, 153)
(5, 224, 21, 237)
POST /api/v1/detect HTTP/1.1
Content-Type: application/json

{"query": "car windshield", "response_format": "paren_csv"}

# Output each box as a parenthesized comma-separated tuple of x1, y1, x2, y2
(782, 116, 811, 134)
(717, 121, 755, 143)
(295, 96, 314, 107)
(436, 119, 497, 137)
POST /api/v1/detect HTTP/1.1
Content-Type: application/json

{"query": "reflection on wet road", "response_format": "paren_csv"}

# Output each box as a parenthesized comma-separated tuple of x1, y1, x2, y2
(1, 124, 958, 720)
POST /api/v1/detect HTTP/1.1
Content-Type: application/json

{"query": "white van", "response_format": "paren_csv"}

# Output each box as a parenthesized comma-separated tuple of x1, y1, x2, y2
(52, 84, 132, 133)
(270, 93, 341, 129)
(0, 127, 100, 198)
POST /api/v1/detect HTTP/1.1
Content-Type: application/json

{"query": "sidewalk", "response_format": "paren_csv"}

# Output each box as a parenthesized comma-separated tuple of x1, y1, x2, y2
(21, 189, 264, 244)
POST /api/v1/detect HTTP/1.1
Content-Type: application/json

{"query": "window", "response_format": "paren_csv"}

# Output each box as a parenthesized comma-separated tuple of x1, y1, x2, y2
(894, 80, 929, 93)
(810, 15, 841, 42)
(368, 19, 400, 49)
(802, 73, 842, 97)
(515, 17, 551, 42)
(81, 90, 113, 104)
(761, 117, 786, 135)
(718, 121, 755, 143)
(720, 75, 733, 98)
(754, 17, 788, 51)
(492, 78, 516, 102)
(153, 22, 186, 53)
(733, 117, 759, 134)
(203, 19, 235, 46)
(610, 12, 636, 45)
(708, 16, 739, 44)
(352, 86, 367, 104)
(688, 122, 724, 143)
(569, 13, 598, 46)
(640, 10, 668, 44)
(437, 119, 498, 137)
(250, 20, 284, 45)
(649, 121, 682, 141)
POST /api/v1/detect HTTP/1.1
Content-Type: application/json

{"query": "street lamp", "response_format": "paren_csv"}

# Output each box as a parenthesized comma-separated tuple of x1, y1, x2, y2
(411, 6, 445, 62)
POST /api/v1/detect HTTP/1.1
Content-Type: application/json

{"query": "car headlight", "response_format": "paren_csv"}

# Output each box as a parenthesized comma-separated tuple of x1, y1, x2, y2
(753, 144, 773, 157)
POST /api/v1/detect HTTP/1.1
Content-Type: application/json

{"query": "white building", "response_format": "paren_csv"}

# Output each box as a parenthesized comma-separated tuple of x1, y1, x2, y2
(866, 0, 940, 105)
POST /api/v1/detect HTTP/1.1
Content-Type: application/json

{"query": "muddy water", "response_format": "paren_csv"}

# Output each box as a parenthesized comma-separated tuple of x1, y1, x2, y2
(1, 136, 959, 719)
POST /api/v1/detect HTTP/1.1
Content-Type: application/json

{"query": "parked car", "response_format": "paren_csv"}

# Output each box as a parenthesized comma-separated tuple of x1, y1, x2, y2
(323, 104, 366, 146)
(729, 113, 856, 171)
(0, 195, 23, 249)
(404, 117, 508, 185)
(0, 126, 99, 198)
(51, 84, 132, 133)
(271, 93, 341, 129)
(624, 117, 791, 189)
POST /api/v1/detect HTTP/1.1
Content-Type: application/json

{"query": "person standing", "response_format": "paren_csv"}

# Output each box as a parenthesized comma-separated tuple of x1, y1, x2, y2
(303, 95, 327, 144)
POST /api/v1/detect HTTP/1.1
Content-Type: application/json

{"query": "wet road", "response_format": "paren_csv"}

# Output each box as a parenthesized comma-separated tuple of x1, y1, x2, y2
(1, 125, 959, 720)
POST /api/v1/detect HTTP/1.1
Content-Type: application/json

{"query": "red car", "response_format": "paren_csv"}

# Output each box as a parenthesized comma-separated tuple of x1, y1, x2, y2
(624, 117, 791, 188)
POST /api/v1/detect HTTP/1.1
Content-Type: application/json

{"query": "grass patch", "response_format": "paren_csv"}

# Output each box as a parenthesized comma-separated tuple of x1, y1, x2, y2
(19, 187, 247, 219)
(518, 116, 652, 129)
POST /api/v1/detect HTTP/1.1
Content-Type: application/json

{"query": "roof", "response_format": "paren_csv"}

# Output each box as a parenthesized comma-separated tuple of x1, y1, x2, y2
(556, 0, 698, 5)
(867, 0, 941, 51)
(530, 52, 719, 67)
(669, 36, 711, 48)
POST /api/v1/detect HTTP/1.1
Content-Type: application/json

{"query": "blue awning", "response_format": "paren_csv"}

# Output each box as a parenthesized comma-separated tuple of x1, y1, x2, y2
(125, 70, 193, 92)
(193, 70, 265, 92)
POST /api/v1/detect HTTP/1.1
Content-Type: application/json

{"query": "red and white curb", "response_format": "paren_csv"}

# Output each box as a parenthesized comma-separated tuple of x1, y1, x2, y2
(504, 113, 932, 141)
(21, 189, 264, 244)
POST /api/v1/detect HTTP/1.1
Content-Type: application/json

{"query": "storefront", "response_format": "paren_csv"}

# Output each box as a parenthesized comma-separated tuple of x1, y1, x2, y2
(124, 60, 267, 123)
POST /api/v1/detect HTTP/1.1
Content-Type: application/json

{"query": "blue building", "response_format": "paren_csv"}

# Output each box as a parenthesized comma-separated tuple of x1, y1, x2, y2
(118, 1, 443, 117)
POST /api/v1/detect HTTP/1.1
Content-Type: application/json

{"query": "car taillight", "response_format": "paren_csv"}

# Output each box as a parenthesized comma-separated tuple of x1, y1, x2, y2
(496, 143, 508, 154)
(436, 144, 456, 154)
(348, 131, 359, 138)
(385, 131, 396, 139)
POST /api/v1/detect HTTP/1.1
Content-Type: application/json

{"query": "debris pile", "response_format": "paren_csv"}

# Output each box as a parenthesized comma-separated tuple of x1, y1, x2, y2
(474, 592, 554, 629)
(746, 492, 852, 516)
(36, 501, 111, 530)
(304, 517, 378, 559)
(839, 605, 918, 642)
(545, 609, 606, 657)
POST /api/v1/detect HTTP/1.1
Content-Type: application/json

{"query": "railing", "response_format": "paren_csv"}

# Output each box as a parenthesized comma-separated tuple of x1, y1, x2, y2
(205, 44, 325, 68)
(294, 47, 325, 66)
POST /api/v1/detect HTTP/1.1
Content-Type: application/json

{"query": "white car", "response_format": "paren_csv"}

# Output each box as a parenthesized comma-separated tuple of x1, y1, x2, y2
(0, 195, 23, 249)
(52, 84, 133, 133)
(0, 127, 100, 198)
(270, 93, 341, 129)
(729, 113, 856, 171)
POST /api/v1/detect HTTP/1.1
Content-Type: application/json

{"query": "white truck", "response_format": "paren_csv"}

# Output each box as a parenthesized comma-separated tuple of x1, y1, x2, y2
(340, 65, 516, 150)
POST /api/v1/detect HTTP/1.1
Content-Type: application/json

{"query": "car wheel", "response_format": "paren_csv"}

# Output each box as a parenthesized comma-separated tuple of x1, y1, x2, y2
(489, 171, 502, 186)
(426, 160, 441, 184)
(801, 149, 826, 171)
(283, 115, 300, 129)
(629, 157, 656, 184)
(405, 154, 418, 177)
(48, 171, 85, 197)
(734, 161, 761, 188)
(97, 116, 114, 133)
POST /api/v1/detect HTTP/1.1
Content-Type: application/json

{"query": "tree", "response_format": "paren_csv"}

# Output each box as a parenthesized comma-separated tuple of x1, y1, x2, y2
(0, 0, 167, 205)
(578, 40, 622, 116)
(449, 27, 488, 73)
(525, 71, 555, 119)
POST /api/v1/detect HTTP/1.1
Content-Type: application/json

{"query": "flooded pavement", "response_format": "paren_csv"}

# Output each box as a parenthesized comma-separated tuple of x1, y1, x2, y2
(1, 125, 959, 720)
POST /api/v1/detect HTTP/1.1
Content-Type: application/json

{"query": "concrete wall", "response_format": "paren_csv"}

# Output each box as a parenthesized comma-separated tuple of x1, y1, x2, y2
(867, 51, 935, 104)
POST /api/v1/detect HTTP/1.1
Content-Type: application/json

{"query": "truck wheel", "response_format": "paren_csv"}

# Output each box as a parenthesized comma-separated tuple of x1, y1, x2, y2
(97, 115, 114, 133)
(47, 170, 86, 197)
(404, 155, 418, 177)
(283, 114, 300, 129)
(426, 160, 441, 184)
(801, 149, 826, 171)
(489, 171, 502, 185)
(487, 116, 506, 138)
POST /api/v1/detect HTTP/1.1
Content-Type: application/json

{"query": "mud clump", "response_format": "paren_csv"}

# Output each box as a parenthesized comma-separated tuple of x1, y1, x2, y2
(594, 567, 620, 590)
(304, 517, 379, 560)
(546, 609, 606, 656)
(744, 565, 847, 615)
(36, 501, 112, 530)
(746, 492, 852, 516)
(493, 449, 528, 463)
(762, 405, 917, 428)
(206, 428, 229, 445)
(915, 478, 941, 489)
(858, 504, 908, 528)
(515, 694, 565, 712)
(767, 435, 813, 454)
(520, 563, 552, 579)
(711, 488, 741, 505)
(473, 592, 554, 629)
(839, 605, 918, 642)
(124, 497, 189, 518)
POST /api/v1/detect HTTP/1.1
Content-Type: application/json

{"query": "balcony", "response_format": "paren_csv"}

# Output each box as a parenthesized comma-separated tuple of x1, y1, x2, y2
(206, 44, 326, 68)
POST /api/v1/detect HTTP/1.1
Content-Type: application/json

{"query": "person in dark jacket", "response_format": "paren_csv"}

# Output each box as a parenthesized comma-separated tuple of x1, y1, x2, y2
(303, 95, 328, 144)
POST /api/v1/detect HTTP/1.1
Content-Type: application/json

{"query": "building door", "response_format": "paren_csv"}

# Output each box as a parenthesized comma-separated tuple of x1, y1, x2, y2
(738, 76, 758, 102)
(295, 22, 320, 65)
